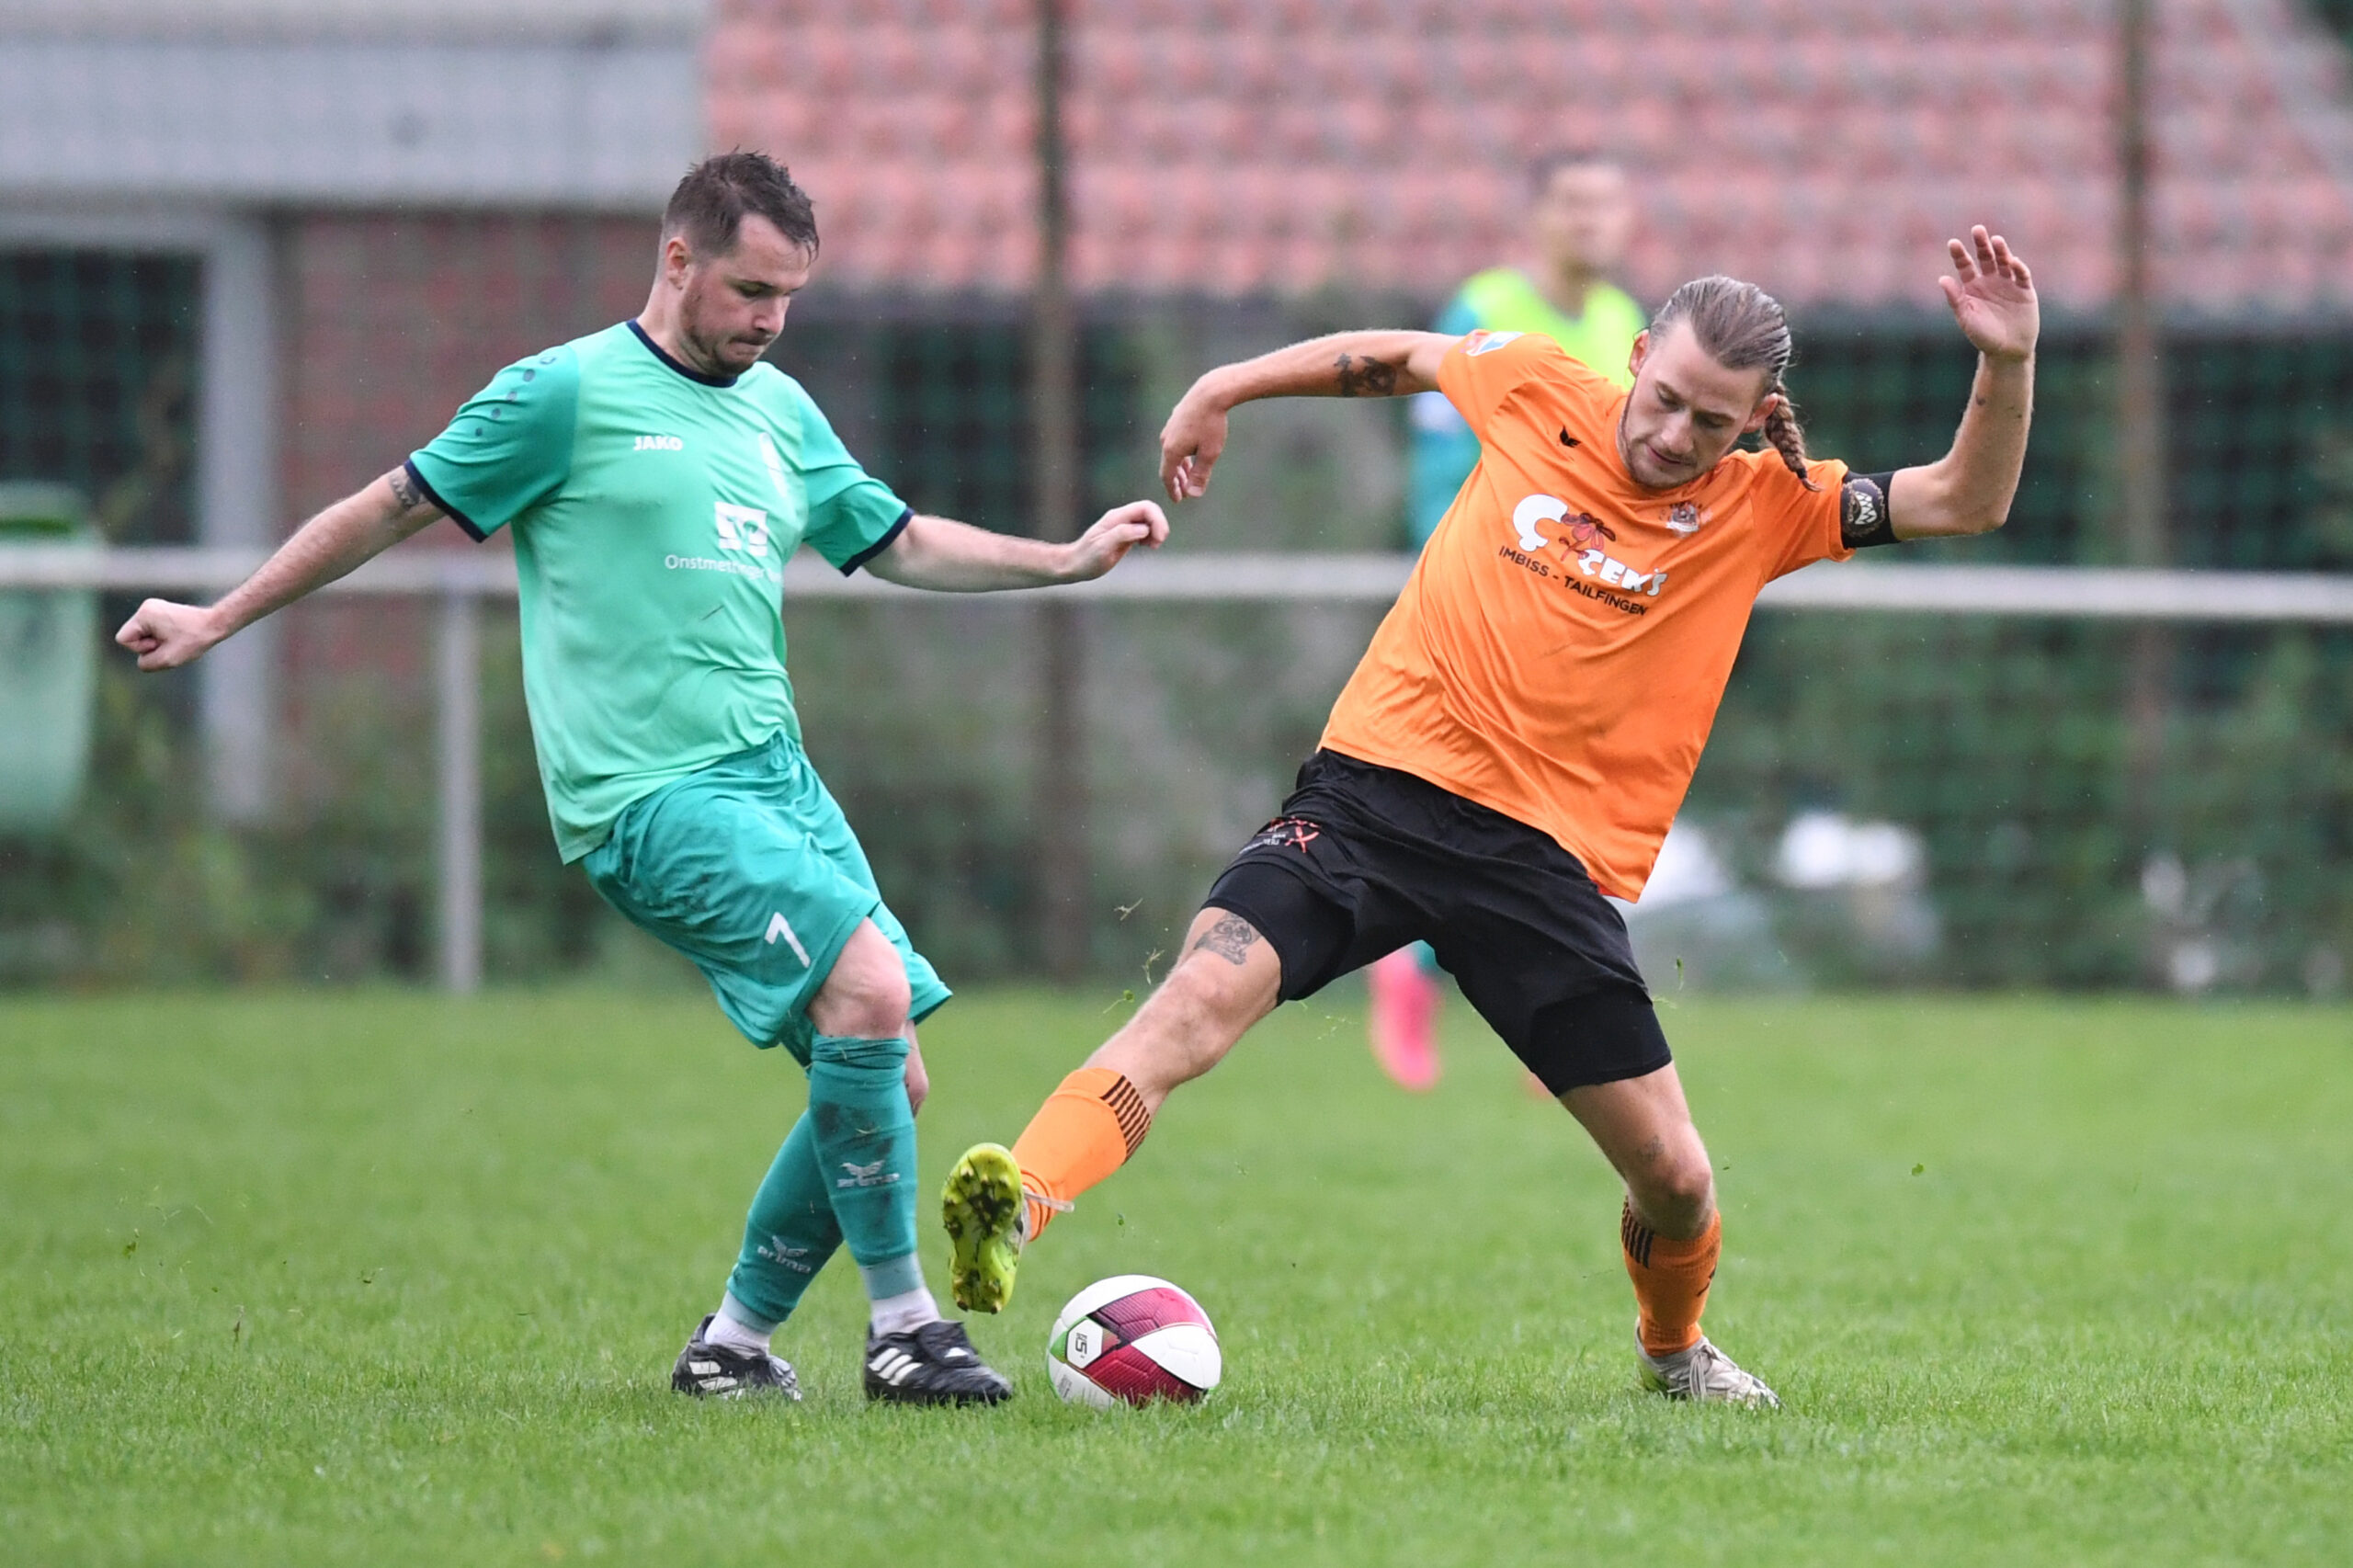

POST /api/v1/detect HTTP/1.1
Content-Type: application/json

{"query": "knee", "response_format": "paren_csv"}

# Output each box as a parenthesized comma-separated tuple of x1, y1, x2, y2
(810, 929, 912, 1041)
(1088, 926, 1276, 1105)
(831, 970, 912, 1040)
(1169, 912, 1281, 1023)
(1626, 1136, 1715, 1237)
(1165, 948, 1271, 1029)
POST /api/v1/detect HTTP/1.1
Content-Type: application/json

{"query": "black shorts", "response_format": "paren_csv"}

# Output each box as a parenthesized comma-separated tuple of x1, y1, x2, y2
(1203, 749, 1670, 1094)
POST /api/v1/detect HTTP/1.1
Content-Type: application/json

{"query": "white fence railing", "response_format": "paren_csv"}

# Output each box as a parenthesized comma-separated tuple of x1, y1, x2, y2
(14, 544, 2353, 618)
(10, 545, 2353, 992)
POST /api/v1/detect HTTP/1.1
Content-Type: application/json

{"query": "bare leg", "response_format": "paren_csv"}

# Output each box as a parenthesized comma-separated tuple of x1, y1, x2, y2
(1560, 1062, 1715, 1239)
(941, 905, 1282, 1312)
(1087, 906, 1283, 1112)
(807, 918, 914, 1039)
(1562, 1061, 1777, 1400)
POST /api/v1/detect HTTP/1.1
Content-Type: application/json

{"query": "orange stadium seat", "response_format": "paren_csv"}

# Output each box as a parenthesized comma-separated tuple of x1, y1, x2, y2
(705, 0, 2353, 312)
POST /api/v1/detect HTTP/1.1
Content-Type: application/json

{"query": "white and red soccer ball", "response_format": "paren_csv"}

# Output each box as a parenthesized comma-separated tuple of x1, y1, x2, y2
(1046, 1275, 1222, 1407)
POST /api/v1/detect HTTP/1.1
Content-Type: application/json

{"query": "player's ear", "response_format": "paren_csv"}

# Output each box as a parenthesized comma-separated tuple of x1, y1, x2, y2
(1627, 329, 1650, 381)
(660, 232, 694, 286)
(1743, 391, 1779, 436)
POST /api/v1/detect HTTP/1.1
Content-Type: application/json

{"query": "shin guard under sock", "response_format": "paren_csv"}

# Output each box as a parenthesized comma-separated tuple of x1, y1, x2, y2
(807, 1033, 924, 1291)
(722, 1110, 842, 1332)
(1008, 1067, 1151, 1239)
(1621, 1198, 1722, 1358)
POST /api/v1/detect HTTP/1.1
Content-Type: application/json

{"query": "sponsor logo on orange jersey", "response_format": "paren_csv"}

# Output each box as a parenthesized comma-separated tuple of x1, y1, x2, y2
(1504, 493, 1667, 611)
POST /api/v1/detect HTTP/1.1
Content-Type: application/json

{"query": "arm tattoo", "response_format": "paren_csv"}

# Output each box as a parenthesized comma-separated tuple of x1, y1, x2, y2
(1190, 913, 1263, 966)
(1334, 353, 1400, 398)
(389, 465, 431, 515)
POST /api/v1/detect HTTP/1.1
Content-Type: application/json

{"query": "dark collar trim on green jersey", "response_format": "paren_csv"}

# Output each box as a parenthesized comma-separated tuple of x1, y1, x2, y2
(403, 459, 485, 541)
(627, 320, 740, 388)
(840, 506, 914, 575)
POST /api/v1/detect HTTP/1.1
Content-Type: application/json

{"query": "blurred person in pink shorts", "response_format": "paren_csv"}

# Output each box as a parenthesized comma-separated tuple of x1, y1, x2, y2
(1372, 149, 1643, 1092)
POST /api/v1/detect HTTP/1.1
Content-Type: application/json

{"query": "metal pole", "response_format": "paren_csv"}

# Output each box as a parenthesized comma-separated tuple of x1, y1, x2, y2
(196, 214, 280, 824)
(2117, 0, 2170, 858)
(2117, 0, 2166, 574)
(1033, 0, 1090, 980)
(436, 585, 483, 994)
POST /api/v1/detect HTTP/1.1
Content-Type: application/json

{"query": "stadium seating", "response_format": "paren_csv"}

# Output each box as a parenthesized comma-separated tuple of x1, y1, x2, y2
(707, 0, 2353, 311)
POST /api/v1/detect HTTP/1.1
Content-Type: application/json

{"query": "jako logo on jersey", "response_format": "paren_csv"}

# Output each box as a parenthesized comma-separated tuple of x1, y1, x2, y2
(837, 1160, 898, 1188)
(715, 502, 770, 558)
(633, 434, 684, 451)
(1665, 501, 1707, 536)
(1465, 330, 1523, 357)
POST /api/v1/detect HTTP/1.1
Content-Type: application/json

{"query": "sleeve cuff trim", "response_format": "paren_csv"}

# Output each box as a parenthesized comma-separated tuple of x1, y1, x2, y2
(839, 506, 913, 575)
(404, 459, 485, 542)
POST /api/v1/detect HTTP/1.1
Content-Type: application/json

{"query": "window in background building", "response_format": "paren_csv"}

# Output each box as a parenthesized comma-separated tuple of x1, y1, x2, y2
(0, 250, 200, 545)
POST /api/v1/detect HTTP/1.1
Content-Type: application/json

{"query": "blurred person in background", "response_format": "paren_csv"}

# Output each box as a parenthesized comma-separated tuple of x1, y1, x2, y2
(115, 151, 1168, 1410)
(1371, 148, 1645, 1092)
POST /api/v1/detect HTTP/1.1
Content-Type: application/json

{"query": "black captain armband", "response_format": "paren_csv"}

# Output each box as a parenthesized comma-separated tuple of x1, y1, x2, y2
(1840, 471, 1901, 549)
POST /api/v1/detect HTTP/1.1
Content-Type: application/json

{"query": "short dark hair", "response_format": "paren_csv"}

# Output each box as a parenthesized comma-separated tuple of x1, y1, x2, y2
(662, 151, 819, 259)
(1525, 146, 1624, 195)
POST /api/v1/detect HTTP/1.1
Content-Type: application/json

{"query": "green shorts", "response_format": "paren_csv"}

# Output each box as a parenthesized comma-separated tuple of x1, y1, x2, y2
(582, 731, 949, 1063)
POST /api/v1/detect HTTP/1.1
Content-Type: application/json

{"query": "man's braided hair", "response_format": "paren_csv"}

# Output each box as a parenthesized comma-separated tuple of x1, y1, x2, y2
(1648, 276, 1817, 490)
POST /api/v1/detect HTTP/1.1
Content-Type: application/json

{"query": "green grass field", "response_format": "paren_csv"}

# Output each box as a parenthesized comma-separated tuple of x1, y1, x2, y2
(3, 988, 2349, 1565)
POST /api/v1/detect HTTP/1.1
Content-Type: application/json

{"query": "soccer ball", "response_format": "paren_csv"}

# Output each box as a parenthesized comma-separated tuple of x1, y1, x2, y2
(1045, 1274, 1222, 1407)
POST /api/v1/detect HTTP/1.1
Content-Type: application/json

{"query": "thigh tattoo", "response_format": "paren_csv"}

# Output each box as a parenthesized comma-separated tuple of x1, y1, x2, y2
(1191, 913, 1262, 965)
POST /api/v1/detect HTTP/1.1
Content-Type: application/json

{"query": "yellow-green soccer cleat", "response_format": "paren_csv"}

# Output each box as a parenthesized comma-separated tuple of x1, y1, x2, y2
(941, 1142, 1027, 1314)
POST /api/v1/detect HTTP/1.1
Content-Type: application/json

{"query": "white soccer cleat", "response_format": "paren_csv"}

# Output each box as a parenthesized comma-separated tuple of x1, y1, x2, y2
(1636, 1331, 1782, 1408)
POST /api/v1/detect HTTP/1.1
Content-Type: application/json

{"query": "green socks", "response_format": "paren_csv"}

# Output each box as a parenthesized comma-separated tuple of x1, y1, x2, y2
(806, 1034, 922, 1278)
(722, 1110, 839, 1332)
(722, 1033, 929, 1335)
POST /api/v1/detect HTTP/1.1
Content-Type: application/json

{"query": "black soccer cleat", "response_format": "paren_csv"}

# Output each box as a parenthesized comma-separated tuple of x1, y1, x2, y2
(863, 1320, 1014, 1406)
(671, 1314, 802, 1401)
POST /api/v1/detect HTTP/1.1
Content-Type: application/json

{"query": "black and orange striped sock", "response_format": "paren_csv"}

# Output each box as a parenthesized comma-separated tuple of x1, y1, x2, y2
(1009, 1068, 1151, 1240)
(1620, 1197, 1721, 1358)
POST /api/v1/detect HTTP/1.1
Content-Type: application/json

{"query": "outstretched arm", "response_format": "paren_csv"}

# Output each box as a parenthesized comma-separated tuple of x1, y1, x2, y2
(1159, 330, 1459, 502)
(1884, 227, 2039, 540)
(114, 468, 448, 670)
(862, 500, 1170, 593)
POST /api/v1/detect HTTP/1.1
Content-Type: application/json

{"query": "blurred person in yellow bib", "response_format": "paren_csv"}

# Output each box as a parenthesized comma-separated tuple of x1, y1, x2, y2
(1376, 149, 1646, 1093)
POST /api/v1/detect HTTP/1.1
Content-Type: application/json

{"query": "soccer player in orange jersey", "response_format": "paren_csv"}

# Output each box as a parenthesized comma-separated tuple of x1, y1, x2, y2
(945, 228, 2038, 1405)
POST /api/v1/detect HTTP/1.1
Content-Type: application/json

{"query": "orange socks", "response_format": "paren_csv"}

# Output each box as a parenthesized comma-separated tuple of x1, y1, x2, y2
(1009, 1068, 1152, 1239)
(1620, 1198, 1721, 1358)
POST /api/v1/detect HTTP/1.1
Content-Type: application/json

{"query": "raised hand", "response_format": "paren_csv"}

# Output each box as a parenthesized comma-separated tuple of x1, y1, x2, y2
(1062, 499, 1171, 582)
(1938, 225, 2038, 362)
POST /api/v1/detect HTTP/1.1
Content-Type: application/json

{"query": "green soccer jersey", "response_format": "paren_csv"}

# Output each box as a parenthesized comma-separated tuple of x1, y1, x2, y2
(1408, 268, 1646, 545)
(407, 321, 912, 862)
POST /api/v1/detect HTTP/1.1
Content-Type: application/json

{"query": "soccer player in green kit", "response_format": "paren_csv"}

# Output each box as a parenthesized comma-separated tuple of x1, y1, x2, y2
(115, 153, 1171, 1406)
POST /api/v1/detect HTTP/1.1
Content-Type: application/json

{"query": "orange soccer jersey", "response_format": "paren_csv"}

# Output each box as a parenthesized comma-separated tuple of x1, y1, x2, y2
(1320, 330, 1852, 900)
